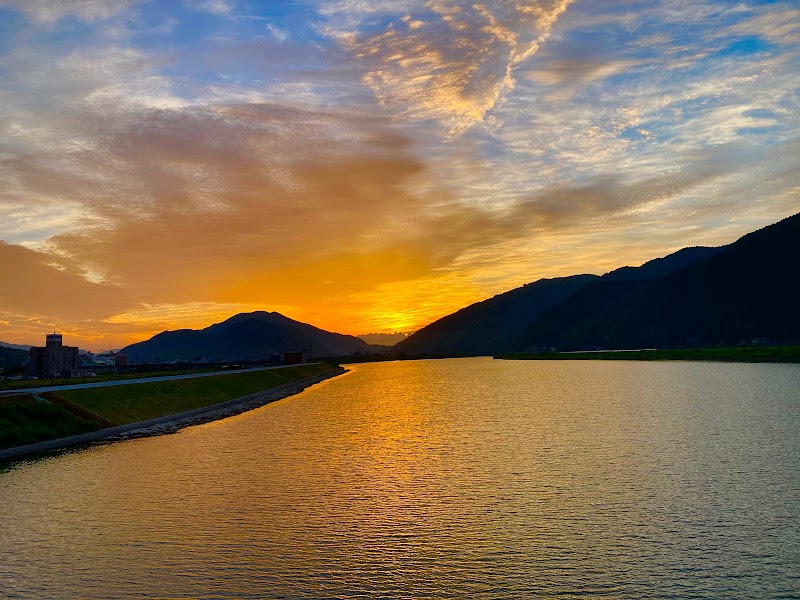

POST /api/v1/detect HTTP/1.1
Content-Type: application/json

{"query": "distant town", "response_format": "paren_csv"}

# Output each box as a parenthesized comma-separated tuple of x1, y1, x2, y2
(1, 333, 311, 383)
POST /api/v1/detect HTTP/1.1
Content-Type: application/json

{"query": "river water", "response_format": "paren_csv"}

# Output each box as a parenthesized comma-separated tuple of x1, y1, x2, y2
(1, 357, 799, 598)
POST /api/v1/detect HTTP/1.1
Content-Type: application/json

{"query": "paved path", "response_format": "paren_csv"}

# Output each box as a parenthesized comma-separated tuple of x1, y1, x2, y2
(0, 364, 309, 396)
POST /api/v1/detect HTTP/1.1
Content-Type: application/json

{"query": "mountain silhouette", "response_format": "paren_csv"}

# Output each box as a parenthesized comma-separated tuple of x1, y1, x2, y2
(122, 213, 799, 361)
(518, 213, 800, 349)
(399, 212, 799, 355)
(514, 246, 723, 350)
(121, 311, 369, 362)
(0, 341, 31, 351)
(0, 346, 28, 368)
(395, 275, 598, 355)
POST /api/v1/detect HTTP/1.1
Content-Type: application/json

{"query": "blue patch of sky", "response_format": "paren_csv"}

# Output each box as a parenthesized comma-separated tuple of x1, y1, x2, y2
(135, 6, 241, 49)
(120, 1, 334, 90)
(8, 18, 105, 59)
(743, 108, 779, 120)
(619, 127, 650, 141)
(716, 35, 774, 57)
(0, 9, 24, 55)
(736, 126, 782, 136)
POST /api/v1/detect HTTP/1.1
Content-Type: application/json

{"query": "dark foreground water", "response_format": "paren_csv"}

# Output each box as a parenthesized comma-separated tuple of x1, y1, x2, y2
(1, 358, 799, 599)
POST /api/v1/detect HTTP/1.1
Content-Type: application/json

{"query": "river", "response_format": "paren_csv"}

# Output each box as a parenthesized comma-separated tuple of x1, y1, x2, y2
(1, 357, 798, 598)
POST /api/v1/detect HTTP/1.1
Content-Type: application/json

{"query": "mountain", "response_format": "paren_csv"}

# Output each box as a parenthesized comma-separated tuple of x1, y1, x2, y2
(0, 341, 31, 351)
(514, 246, 723, 350)
(601, 246, 721, 282)
(395, 274, 598, 356)
(121, 311, 370, 362)
(0, 346, 28, 368)
(396, 245, 724, 357)
(357, 332, 409, 346)
(517, 212, 800, 350)
(366, 344, 396, 355)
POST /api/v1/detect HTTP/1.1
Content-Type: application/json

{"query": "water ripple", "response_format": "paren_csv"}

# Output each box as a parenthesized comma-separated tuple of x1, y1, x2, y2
(1, 358, 799, 598)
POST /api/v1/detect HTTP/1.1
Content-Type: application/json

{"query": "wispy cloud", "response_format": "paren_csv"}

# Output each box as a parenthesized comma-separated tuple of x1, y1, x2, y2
(716, 7, 800, 45)
(265, 23, 289, 43)
(323, 0, 573, 134)
(183, 0, 235, 16)
(0, 0, 140, 23)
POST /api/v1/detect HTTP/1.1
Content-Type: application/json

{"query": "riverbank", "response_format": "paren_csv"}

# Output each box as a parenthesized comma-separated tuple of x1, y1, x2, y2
(55, 362, 338, 424)
(0, 364, 346, 462)
(496, 346, 800, 362)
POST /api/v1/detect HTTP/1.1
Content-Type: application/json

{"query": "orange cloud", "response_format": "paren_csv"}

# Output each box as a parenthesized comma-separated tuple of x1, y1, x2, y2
(2, 11, 797, 352)
(341, 0, 574, 133)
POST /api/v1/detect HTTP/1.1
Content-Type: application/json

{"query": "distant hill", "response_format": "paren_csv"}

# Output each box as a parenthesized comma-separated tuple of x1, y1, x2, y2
(517, 213, 800, 350)
(121, 311, 370, 362)
(0, 346, 28, 368)
(395, 274, 598, 356)
(366, 344, 396, 355)
(0, 341, 31, 351)
(357, 332, 409, 346)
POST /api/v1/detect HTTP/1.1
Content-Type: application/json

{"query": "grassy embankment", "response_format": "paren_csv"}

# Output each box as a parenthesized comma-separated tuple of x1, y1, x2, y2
(0, 394, 103, 449)
(496, 346, 800, 362)
(0, 363, 337, 450)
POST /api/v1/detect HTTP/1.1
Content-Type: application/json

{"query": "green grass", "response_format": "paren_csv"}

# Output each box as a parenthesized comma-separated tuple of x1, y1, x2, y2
(0, 394, 37, 408)
(55, 363, 338, 426)
(0, 395, 103, 450)
(496, 346, 800, 363)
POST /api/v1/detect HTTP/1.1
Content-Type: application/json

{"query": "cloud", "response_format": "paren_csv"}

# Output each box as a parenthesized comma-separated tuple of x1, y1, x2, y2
(103, 301, 298, 333)
(0, 40, 441, 341)
(266, 23, 289, 43)
(0, 0, 140, 23)
(183, 0, 235, 16)
(2, 44, 744, 343)
(409, 154, 740, 270)
(0, 241, 133, 321)
(330, 0, 574, 134)
(718, 8, 800, 45)
(522, 57, 644, 100)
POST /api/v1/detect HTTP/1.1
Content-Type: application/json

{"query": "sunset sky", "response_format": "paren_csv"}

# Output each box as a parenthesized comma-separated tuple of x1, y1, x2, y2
(0, 0, 798, 350)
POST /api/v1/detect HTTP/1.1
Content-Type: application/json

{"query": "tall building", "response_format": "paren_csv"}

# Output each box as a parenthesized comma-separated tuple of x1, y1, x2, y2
(29, 333, 79, 378)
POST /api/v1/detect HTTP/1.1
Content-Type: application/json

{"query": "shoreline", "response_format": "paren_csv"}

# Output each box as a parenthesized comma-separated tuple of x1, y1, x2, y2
(495, 346, 800, 363)
(0, 367, 347, 463)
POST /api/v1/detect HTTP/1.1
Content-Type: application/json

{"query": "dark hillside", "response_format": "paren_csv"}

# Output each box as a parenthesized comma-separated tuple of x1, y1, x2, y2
(0, 346, 28, 368)
(617, 212, 800, 347)
(395, 275, 598, 355)
(121, 311, 369, 362)
(518, 213, 800, 349)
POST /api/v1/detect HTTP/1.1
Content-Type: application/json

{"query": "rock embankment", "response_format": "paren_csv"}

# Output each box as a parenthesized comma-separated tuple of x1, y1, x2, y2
(108, 367, 346, 441)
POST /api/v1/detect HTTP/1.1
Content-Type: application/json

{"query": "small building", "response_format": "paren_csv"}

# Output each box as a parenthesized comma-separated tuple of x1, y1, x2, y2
(282, 349, 309, 365)
(114, 354, 129, 367)
(29, 333, 80, 378)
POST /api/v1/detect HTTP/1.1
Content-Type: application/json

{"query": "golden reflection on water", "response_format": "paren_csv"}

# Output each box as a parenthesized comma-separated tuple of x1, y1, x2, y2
(1, 358, 799, 598)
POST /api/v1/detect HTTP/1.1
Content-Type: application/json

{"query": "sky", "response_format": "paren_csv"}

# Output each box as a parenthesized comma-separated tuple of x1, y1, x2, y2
(0, 0, 798, 350)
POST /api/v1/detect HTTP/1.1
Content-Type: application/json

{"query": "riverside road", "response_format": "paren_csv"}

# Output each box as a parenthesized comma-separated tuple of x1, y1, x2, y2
(0, 364, 310, 396)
